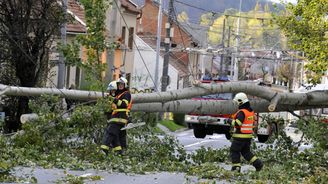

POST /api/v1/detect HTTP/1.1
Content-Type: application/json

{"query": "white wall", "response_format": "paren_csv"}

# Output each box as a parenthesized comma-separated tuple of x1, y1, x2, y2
(105, 3, 138, 76)
(131, 35, 178, 92)
(118, 12, 137, 75)
(46, 37, 81, 89)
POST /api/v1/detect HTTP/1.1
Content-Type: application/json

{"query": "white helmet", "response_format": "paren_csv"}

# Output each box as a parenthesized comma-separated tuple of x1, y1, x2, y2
(107, 81, 117, 91)
(117, 77, 128, 87)
(233, 92, 249, 106)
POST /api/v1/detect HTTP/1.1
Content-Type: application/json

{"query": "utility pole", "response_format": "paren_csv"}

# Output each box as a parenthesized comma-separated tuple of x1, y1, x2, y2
(233, 0, 242, 81)
(154, 0, 163, 92)
(219, 18, 226, 77)
(227, 26, 234, 79)
(105, 0, 118, 82)
(58, 0, 67, 89)
(161, 0, 174, 92)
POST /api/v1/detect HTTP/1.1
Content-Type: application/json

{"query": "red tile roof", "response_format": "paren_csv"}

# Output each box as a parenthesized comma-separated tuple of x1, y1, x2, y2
(121, 0, 141, 15)
(66, 0, 140, 33)
(67, 0, 86, 33)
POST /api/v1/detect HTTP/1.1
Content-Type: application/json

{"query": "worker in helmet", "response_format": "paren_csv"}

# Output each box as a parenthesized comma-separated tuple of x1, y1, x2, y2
(101, 77, 132, 155)
(101, 81, 118, 153)
(226, 92, 263, 172)
(107, 81, 118, 97)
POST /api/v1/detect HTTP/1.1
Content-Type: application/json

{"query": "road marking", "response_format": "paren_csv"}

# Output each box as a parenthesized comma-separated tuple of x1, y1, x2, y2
(209, 134, 224, 139)
(176, 132, 190, 137)
(184, 140, 217, 148)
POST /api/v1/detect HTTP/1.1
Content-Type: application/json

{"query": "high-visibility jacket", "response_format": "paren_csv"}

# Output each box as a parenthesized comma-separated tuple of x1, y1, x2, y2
(109, 90, 132, 124)
(232, 109, 255, 138)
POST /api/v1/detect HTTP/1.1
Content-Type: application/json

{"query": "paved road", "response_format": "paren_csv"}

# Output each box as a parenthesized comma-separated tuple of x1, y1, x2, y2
(175, 129, 268, 152)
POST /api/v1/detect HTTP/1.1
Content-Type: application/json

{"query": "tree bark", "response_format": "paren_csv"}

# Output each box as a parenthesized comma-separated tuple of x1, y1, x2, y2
(1, 82, 328, 114)
(131, 99, 328, 114)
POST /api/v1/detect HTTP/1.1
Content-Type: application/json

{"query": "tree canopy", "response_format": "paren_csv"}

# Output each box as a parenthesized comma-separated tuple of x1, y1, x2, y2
(0, 0, 64, 130)
(275, 0, 328, 84)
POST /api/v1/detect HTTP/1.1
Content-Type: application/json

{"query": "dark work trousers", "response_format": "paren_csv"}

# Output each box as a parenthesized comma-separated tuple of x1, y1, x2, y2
(102, 123, 127, 150)
(230, 138, 254, 164)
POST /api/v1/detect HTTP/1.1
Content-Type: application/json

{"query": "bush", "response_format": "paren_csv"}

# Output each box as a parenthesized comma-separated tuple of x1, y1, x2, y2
(173, 113, 185, 126)
(131, 112, 157, 127)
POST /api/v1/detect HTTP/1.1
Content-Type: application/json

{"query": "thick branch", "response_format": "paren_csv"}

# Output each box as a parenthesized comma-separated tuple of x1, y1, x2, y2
(132, 100, 328, 114)
(0, 84, 103, 100)
(268, 93, 281, 111)
(1, 83, 328, 109)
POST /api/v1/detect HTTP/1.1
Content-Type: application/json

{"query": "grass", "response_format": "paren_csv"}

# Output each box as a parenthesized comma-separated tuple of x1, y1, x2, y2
(159, 120, 185, 132)
(152, 126, 165, 134)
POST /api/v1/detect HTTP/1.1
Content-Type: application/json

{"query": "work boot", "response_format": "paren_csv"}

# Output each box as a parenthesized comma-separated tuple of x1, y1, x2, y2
(100, 145, 110, 155)
(231, 166, 241, 173)
(252, 159, 263, 171)
(116, 150, 124, 156)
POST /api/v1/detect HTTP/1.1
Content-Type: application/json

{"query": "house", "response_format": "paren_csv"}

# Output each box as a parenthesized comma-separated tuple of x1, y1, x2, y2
(48, 0, 141, 89)
(47, 0, 86, 89)
(105, 0, 141, 83)
(131, 35, 178, 93)
(135, 0, 199, 89)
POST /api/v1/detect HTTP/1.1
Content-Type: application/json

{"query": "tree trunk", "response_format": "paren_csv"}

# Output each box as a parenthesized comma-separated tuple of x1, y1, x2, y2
(1, 82, 328, 115)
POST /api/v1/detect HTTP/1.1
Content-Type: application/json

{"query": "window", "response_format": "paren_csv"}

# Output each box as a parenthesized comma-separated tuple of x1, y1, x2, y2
(75, 67, 80, 88)
(322, 108, 328, 114)
(66, 66, 70, 88)
(128, 27, 134, 49)
(121, 26, 126, 44)
(126, 73, 131, 88)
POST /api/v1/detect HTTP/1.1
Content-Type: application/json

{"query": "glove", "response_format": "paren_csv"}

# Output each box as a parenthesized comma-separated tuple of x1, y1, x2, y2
(225, 118, 233, 125)
(111, 103, 117, 110)
(113, 97, 119, 104)
(106, 95, 115, 103)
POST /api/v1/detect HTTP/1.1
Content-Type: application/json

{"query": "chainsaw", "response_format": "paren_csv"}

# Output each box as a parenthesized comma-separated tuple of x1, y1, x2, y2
(121, 122, 146, 130)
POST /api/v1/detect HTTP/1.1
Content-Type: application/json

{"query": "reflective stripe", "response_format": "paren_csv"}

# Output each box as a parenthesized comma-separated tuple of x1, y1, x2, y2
(114, 109, 130, 112)
(113, 146, 122, 151)
(117, 91, 128, 99)
(243, 123, 253, 126)
(241, 128, 253, 131)
(109, 118, 128, 124)
(100, 145, 110, 150)
(111, 91, 131, 115)
(232, 133, 253, 138)
(231, 120, 236, 127)
(233, 109, 255, 134)
(250, 156, 257, 163)
(247, 116, 254, 120)
(122, 99, 129, 105)
(235, 119, 243, 126)
(232, 163, 241, 167)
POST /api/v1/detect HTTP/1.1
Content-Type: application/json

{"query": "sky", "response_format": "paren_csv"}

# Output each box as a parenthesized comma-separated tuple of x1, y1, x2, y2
(271, 0, 297, 4)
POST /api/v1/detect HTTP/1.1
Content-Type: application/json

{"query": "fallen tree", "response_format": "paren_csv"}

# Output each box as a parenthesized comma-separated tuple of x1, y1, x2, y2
(1, 82, 328, 114)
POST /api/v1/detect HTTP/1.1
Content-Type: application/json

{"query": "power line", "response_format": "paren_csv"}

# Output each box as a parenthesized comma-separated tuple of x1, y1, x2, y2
(175, 0, 224, 14)
(113, 0, 162, 93)
(175, 0, 273, 20)
(173, 6, 200, 81)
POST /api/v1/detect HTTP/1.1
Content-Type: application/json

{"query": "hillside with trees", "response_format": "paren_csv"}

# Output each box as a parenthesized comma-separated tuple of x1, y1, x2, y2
(132, 0, 283, 22)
